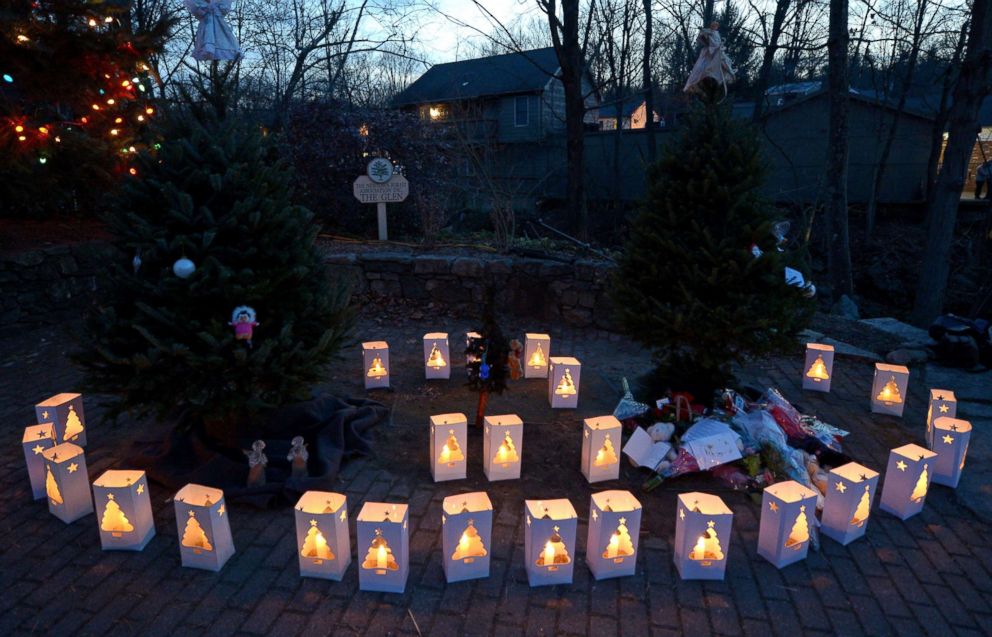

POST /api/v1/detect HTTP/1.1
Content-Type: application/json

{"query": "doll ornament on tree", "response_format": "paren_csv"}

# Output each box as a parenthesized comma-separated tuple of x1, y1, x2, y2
(230, 306, 259, 348)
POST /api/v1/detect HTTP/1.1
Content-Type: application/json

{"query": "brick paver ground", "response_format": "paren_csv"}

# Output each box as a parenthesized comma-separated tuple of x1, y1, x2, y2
(1, 318, 990, 636)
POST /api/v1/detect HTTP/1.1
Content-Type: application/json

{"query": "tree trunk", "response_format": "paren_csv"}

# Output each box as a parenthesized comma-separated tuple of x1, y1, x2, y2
(703, 0, 716, 25)
(475, 390, 489, 428)
(912, 0, 992, 326)
(643, 0, 656, 163)
(825, 0, 854, 299)
(752, 0, 791, 123)
(925, 19, 970, 205)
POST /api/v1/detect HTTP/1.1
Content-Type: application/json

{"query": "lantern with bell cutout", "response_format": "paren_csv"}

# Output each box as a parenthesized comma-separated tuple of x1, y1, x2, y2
(174, 484, 235, 571)
(93, 470, 155, 551)
(22, 423, 55, 500)
(879, 444, 937, 520)
(870, 363, 909, 416)
(524, 333, 551, 379)
(423, 332, 450, 380)
(483, 414, 523, 481)
(35, 393, 87, 445)
(581, 416, 621, 483)
(820, 462, 879, 546)
(357, 502, 409, 593)
(362, 341, 390, 390)
(442, 492, 493, 583)
(931, 417, 972, 488)
(926, 389, 956, 448)
(758, 480, 818, 569)
(548, 357, 581, 409)
(524, 499, 577, 587)
(587, 490, 641, 580)
(430, 413, 467, 482)
(674, 492, 732, 580)
(294, 491, 351, 580)
(42, 442, 92, 523)
(802, 343, 834, 392)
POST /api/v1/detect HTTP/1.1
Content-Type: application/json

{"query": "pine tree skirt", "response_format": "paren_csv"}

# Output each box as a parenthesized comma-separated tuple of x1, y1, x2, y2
(130, 394, 389, 507)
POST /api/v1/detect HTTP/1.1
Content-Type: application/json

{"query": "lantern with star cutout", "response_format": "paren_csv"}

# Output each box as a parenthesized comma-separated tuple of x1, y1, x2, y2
(548, 357, 581, 408)
(931, 417, 972, 488)
(442, 492, 493, 583)
(879, 444, 937, 520)
(802, 343, 834, 392)
(674, 492, 733, 580)
(423, 332, 451, 380)
(581, 416, 622, 483)
(483, 414, 523, 481)
(870, 363, 910, 417)
(430, 413, 468, 482)
(93, 470, 155, 551)
(524, 499, 577, 586)
(925, 389, 956, 448)
(174, 484, 235, 571)
(294, 491, 351, 580)
(41, 443, 92, 523)
(524, 333, 551, 379)
(820, 462, 880, 546)
(35, 393, 87, 445)
(357, 502, 409, 593)
(586, 490, 641, 580)
(22, 423, 55, 500)
(362, 341, 390, 390)
(758, 480, 818, 569)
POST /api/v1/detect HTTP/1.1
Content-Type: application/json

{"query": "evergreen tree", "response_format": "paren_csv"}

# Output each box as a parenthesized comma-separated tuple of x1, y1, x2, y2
(611, 102, 812, 397)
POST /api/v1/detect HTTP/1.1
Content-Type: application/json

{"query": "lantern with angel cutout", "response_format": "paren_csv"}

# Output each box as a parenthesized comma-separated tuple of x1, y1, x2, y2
(42, 443, 92, 523)
(587, 490, 641, 580)
(430, 413, 467, 482)
(820, 462, 879, 546)
(802, 343, 834, 392)
(870, 363, 909, 416)
(442, 492, 493, 583)
(174, 484, 235, 571)
(931, 417, 972, 488)
(674, 492, 732, 580)
(524, 499, 577, 587)
(758, 480, 818, 568)
(581, 416, 621, 483)
(22, 423, 55, 500)
(926, 389, 957, 448)
(35, 393, 86, 446)
(879, 444, 937, 520)
(548, 357, 581, 409)
(93, 470, 155, 551)
(362, 341, 390, 389)
(423, 332, 451, 380)
(483, 414, 523, 481)
(524, 333, 551, 379)
(294, 491, 351, 580)
(357, 502, 409, 593)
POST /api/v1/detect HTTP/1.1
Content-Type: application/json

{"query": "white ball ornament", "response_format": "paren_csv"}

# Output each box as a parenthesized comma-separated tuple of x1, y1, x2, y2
(173, 257, 196, 278)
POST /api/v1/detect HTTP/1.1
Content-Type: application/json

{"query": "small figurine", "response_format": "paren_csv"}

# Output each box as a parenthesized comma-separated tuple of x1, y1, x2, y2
(245, 440, 267, 487)
(230, 305, 259, 348)
(287, 436, 309, 479)
(684, 22, 736, 95)
(507, 339, 523, 380)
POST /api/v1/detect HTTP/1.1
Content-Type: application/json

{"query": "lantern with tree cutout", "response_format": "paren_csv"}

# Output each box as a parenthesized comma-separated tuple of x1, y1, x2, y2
(931, 417, 972, 488)
(357, 502, 409, 593)
(524, 333, 551, 379)
(483, 414, 523, 481)
(42, 442, 93, 523)
(820, 461, 879, 546)
(430, 413, 467, 482)
(93, 470, 155, 551)
(926, 389, 956, 448)
(174, 484, 235, 571)
(294, 491, 351, 580)
(587, 490, 641, 580)
(581, 416, 621, 483)
(423, 332, 451, 380)
(758, 480, 818, 569)
(674, 492, 732, 580)
(362, 341, 390, 390)
(870, 363, 910, 417)
(22, 423, 55, 500)
(879, 444, 937, 520)
(442, 492, 493, 583)
(802, 343, 834, 392)
(548, 357, 581, 409)
(524, 499, 577, 587)
(35, 393, 87, 446)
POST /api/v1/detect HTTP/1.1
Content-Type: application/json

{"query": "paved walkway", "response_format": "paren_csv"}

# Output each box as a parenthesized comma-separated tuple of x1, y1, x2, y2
(1, 318, 990, 636)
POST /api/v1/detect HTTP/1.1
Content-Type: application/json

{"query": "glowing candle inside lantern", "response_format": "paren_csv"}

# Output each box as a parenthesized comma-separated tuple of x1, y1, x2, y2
(692, 536, 706, 560)
(367, 356, 386, 378)
(806, 355, 829, 381)
(426, 343, 447, 368)
(376, 543, 387, 569)
(543, 540, 556, 566)
(606, 532, 620, 559)
(458, 531, 470, 555)
(528, 344, 546, 368)
(876, 376, 902, 403)
(439, 443, 451, 464)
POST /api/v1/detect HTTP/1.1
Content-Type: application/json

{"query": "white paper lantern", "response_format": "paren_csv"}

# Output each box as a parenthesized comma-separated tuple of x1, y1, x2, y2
(430, 413, 467, 482)
(931, 417, 972, 488)
(93, 470, 155, 551)
(674, 492, 732, 581)
(925, 389, 956, 448)
(548, 357, 581, 409)
(362, 341, 390, 390)
(802, 343, 834, 392)
(524, 499, 577, 587)
(820, 462, 879, 546)
(870, 363, 910, 417)
(35, 393, 87, 446)
(294, 491, 351, 580)
(758, 480, 818, 569)
(174, 484, 235, 571)
(423, 332, 451, 380)
(442, 492, 493, 583)
(41, 442, 93, 524)
(483, 414, 523, 481)
(879, 444, 937, 520)
(524, 333, 551, 379)
(586, 490, 641, 580)
(22, 423, 55, 500)
(357, 502, 409, 593)
(581, 416, 621, 483)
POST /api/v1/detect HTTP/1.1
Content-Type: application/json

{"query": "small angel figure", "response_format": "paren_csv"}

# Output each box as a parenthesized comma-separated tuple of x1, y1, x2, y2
(185, 0, 242, 61)
(287, 436, 309, 479)
(230, 306, 259, 348)
(507, 339, 523, 380)
(684, 22, 736, 95)
(245, 440, 267, 487)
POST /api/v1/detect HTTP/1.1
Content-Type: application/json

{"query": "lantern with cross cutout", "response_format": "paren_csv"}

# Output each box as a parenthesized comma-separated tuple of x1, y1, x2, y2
(931, 417, 972, 488)
(926, 389, 956, 448)
(674, 492, 732, 580)
(548, 357, 581, 409)
(587, 490, 641, 580)
(23, 423, 55, 500)
(802, 343, 834, 392)
(581, 416, 621, 483)
(442, 492, 493, 583)
(294, 491, 351, 580)
(483, 414, 523, 481)
(870, 363, 909, 417)
(430, 413, 467, 482)
(820, 462, 879, 546)
(758, 480, 818, 569)
(42, 442, 92, 523)
(93, 470, 155, 551)
(35, 393, 87, 446)
(362, 341, 390, 390)
(879, 444, 937, 520)
(174, 484, 235, 571)
(357, 502, 409, 593)
(423, 332, 451, 380)
(524, 333, 551, 379)
(524, 498, 577, 587)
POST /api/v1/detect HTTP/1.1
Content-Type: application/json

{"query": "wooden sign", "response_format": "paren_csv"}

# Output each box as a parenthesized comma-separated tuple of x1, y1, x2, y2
(353, 175, 409, 204)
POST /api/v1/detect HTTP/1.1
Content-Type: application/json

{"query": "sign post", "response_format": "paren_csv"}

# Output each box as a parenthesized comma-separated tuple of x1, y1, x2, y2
(353, 158, 409, 240)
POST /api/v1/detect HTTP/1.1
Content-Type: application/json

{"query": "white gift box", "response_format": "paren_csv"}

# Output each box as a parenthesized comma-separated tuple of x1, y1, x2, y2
(357, 502, 409, 593)
(430, 413, 468, 482)
(22, 423, 55, 500)
(442, 492, 493, 583)
(581, 416, 621, 483)
(42, 442, 93, 524)
(931, 417, 972, 488)
(362, 341, 390, 390)
(424, 332, 451, 380)
(758, 480, 818, 569)
(622, 426, 671, 471)
(483, 414, 523, 481)
(879, 444, 938, 520)
(926, 389, 957, 448)
(821, 462, 879, 546)
(803, 343, 834, 392)
(174, 484, 235, 571)
(294, 491, 351, 580)
(35, 393, 87, 446)
(524, 333, 551, 379)
(548, 357, 581, 409)
(586, 490, 641, 580)
(871, 363, 909, 417)
(524, 499, 577, 587)
(674, 492, 732, 581)
(93, 470, 155, 551)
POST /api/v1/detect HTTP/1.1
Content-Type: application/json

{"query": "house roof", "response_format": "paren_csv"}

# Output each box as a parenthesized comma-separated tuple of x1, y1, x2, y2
(392, 47, 561, 107)
(734, 87, 935, 122)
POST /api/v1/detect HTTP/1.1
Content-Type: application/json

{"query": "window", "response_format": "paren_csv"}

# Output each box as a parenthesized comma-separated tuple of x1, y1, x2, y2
(514, 96, 529, 127)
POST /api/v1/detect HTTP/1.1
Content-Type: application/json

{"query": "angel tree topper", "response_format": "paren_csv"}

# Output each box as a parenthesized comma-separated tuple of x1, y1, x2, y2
(186, 0, 242, 61)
